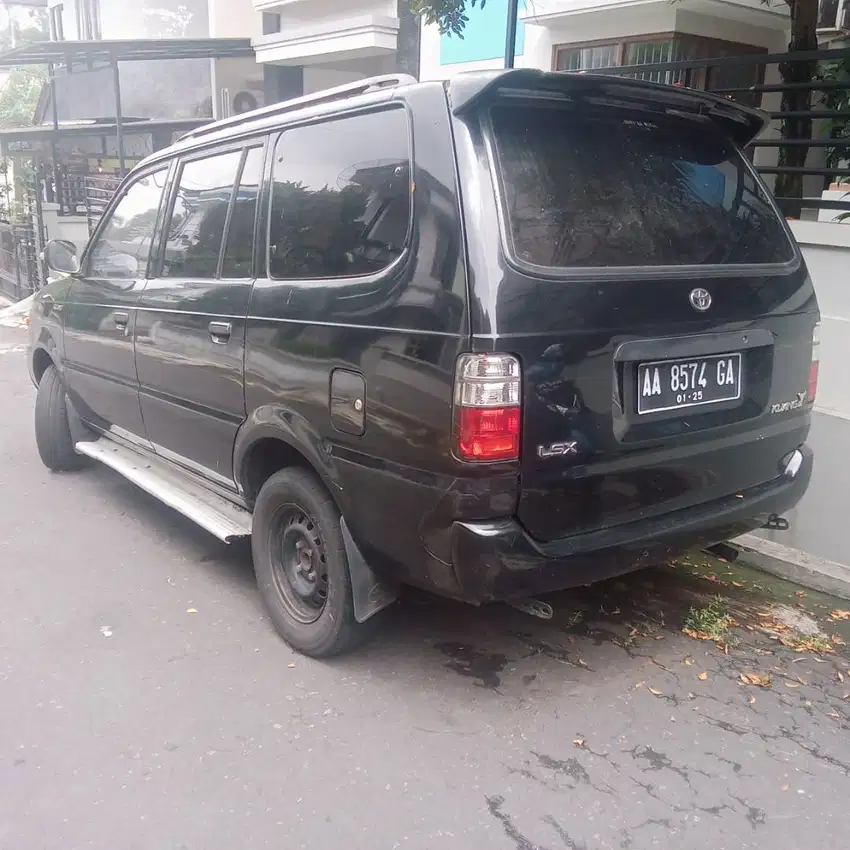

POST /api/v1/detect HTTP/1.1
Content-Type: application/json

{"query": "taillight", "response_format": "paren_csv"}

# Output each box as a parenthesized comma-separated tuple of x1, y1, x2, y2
(454, 354, 521, 462)
(808, 322, 820, 402)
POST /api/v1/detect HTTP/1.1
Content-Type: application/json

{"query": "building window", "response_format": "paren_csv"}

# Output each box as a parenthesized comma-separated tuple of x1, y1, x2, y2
(76, 0, 102, 41)
(553, 35, 767, 106)
(49, 4, 65, 42)
(262, 12, 281, 35)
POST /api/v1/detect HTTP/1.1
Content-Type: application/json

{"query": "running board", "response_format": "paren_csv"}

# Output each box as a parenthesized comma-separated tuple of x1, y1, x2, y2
(74, 439, 252, 543)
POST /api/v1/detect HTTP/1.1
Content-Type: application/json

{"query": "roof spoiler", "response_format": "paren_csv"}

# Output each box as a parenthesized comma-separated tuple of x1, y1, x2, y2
(447, 69, 768, 148)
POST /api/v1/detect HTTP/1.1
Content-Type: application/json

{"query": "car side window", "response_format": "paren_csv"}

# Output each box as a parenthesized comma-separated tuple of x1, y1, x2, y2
(221, 146, 264, 278)
(87, 169, 168, 279)
(161, 149, 243, 279)
(268, 108, 411, 280)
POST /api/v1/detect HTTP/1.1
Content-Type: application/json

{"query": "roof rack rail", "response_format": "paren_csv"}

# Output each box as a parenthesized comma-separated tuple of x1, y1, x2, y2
(180, 73, 417, 142)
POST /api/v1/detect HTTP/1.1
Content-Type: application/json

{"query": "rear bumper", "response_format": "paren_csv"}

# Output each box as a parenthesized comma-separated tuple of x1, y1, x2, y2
(449, 445, 812, 603)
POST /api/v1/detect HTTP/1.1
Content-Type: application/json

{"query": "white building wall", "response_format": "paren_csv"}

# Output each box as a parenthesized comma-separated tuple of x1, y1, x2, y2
(419, 0, 789, 80)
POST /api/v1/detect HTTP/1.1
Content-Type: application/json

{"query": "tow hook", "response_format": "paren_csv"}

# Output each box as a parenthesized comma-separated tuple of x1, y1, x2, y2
(508, 598, 554, 620)
(762, 513, 790, 532)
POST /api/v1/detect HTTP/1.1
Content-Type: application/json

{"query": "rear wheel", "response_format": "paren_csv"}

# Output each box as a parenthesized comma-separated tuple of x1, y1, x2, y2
(251, 467, 377, 657)
(34, 364, 86, 472)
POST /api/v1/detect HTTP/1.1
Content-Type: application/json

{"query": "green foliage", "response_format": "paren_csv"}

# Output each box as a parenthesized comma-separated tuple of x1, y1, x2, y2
(818, 57, 850, 179)
(410, 0, 487, 37)
(0, 8, 49, 129)
(0, 66, 46, 128)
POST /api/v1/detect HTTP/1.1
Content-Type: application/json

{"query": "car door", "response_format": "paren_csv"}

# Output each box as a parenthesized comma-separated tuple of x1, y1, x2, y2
(134, 141, 266, 486)
(62, 166, 170, 445)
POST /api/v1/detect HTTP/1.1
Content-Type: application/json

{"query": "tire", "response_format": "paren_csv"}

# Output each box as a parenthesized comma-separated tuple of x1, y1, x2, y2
(34, 365, 87, 472)
(252, 468, 378, 657)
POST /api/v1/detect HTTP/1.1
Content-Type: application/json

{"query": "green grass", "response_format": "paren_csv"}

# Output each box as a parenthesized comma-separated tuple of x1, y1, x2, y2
(683, 596, 734, 642)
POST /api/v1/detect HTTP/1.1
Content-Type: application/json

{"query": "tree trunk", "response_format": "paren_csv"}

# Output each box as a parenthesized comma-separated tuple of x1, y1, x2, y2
(395, 0, 421, 79)
(774, 0, 820, 218)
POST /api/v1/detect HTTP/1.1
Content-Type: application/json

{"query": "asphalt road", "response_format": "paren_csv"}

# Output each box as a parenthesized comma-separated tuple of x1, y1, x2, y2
(1, 323, 849, 850)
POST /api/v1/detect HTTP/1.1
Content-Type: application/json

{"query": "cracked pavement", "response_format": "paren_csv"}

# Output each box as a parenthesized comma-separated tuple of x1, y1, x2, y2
(1, 324, 849, 850)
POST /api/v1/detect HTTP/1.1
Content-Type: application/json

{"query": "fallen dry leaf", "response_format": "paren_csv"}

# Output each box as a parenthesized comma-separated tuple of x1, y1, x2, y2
(698, 672, 708, 681)
(794, 590, 806, 598)
(747, 694, 756, 705)
(186, 608, 198, 614)
(731, 581, 745, 588)
(779, 635, 835, 653)
(683, 627, 716, 642)
(683, 657, 694, 666)
(784, 681, 801, 688)
(648, 687, 663, 696)
(287, 663, 296, 669)
(634, 681, 645, 689)
(838, 671, 845, 683)
(832, 634, 846, 646)
(829, 610, 850, 621)
(573, 738, 585, 747)
(740, 673, 772, 687)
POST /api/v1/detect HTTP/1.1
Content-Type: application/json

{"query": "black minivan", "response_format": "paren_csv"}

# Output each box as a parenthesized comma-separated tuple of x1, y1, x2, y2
(30, 70, 817, 656)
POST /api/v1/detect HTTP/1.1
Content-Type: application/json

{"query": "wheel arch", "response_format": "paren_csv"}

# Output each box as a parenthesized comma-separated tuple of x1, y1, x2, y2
(31, 346, 55, 384)
(234, 411, 343, 509)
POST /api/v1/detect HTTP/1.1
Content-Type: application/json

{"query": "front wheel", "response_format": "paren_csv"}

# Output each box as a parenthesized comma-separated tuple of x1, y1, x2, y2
(252, 468, 378, 657)
(34, 364, 87, 472)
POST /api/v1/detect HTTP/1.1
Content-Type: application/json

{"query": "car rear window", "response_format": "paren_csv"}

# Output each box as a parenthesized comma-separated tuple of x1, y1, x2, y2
(489, 104, 795, 270)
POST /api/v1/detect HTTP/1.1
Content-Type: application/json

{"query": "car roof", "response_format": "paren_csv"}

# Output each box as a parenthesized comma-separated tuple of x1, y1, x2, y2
(131, 68, 767, 177)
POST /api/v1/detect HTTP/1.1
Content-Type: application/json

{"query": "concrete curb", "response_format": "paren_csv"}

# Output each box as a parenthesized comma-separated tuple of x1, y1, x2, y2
(733, 533, 850, 602)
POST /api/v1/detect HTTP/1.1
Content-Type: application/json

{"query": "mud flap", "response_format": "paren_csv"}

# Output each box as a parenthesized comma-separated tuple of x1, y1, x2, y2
(66, 395, 91, 448)
(341, 517, 398, 623)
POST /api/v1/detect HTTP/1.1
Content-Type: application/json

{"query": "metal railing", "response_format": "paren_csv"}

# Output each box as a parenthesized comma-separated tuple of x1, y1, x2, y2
(592, 46, 850, 219)
(84, 174, 122, 236)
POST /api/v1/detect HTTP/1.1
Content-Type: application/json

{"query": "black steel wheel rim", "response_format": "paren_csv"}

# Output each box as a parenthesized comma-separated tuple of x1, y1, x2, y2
(269, 504, 329, 624)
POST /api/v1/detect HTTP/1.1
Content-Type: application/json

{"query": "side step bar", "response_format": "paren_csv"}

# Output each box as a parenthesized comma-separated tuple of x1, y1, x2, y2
(75, 439, 252, 543)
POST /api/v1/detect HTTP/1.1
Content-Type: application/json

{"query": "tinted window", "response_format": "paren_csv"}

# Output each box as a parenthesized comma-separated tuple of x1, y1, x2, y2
(490, 105, 794, 269)
(88, 169, 167, 279)
(269, 109, 411, 280)
(221, 146, 264, 278)
(162, 150, 242, 278)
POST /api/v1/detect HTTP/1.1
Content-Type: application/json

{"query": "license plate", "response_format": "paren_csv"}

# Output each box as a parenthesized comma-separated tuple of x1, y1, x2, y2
(637, 353, 742, 415)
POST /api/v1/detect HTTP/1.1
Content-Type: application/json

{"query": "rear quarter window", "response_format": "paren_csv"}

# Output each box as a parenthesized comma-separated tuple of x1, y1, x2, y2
(489, 104, 795, 270)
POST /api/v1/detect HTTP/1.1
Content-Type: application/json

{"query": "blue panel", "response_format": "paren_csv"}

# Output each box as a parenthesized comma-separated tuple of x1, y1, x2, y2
(439, 0, 525, 65)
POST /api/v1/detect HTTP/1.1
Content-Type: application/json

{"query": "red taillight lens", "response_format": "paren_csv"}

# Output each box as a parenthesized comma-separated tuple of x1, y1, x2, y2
(454, 354, 521, 462)
(458, 406, 520, 461)
(808, 323, 820, 402)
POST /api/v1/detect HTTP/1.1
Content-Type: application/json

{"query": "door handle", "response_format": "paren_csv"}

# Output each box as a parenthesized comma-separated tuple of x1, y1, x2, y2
(113, 311, 129, 330)
(209, 321, 232, 344)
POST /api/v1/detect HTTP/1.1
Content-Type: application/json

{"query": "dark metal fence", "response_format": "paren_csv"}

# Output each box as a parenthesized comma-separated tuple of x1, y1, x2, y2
(593, 46, 850, 218)
(84, 174, 122, 236)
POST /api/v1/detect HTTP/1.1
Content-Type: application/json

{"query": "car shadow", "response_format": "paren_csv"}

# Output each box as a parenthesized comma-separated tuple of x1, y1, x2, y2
(86, 463, 850, 713)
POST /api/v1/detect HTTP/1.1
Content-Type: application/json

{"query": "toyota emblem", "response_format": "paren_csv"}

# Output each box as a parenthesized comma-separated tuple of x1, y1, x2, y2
(689, 288, 712, 312)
